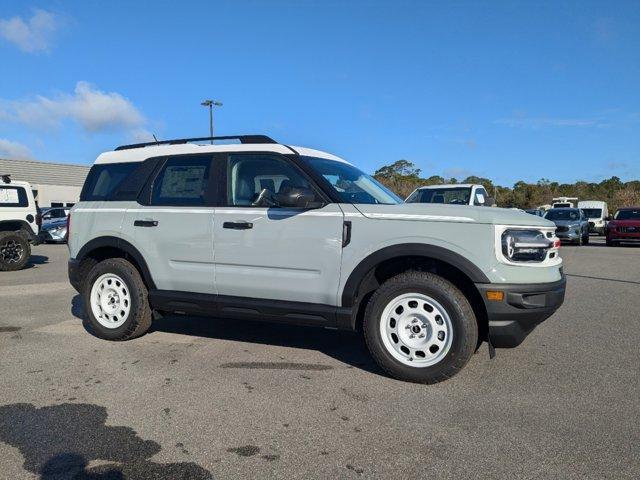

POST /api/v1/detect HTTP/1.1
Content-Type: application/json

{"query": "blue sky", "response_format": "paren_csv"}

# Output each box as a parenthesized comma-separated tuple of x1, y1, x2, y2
(0, 0, 638, 185)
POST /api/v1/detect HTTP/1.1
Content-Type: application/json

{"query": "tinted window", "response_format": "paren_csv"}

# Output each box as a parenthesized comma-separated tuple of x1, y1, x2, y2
(544, 209, 581, 221)
(582, 208, 602, 219)
(0, 186, 28, 207)
(151, 156, 211, 206)
(409, 187, 471, 205)
(228, 154, 316, 206)
(81, 162, 140, 201)
(615, 209, 640, 220)
(304, 156, 400, 205)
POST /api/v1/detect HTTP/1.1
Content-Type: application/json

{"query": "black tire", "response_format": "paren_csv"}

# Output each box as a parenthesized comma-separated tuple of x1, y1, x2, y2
(83, 258, 152, 340)
(583, 232, 589, 245)
(363, 271, 478, 384)
(0, 231, 31, 271)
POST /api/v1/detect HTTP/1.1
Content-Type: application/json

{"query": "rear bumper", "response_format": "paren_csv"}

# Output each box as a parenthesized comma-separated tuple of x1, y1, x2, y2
(475, 277, 566, 348)
(68, 258, 81, 293)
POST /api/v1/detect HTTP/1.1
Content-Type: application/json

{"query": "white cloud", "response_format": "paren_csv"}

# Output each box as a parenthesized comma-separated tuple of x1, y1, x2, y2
(0, 9, 61, 53)
(0, 81, 146, 133)
(0, 139, 32, 159)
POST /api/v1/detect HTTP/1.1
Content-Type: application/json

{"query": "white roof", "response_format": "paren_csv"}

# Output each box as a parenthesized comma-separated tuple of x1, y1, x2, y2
(577, 200, 607, 207)
(94, 142, 349, 165)
(417, 184, 479, 189)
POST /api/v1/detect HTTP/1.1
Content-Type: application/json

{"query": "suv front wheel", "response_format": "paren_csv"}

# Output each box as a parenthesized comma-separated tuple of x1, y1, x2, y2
(363, 271, 478, 384)
(84, 258, 153, 340)
(0, 231, 31, 271)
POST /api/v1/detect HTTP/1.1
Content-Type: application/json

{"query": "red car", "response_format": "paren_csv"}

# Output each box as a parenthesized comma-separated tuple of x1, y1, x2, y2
(606, 207, 640, 246)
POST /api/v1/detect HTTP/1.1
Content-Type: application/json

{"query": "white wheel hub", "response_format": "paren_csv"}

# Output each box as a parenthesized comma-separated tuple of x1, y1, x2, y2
(379, 293, 453, 367)
(90, 273, 131, 329)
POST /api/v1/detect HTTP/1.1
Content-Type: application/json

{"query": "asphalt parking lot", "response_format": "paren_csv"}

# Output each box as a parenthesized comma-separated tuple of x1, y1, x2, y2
(1, 239, 639, 479)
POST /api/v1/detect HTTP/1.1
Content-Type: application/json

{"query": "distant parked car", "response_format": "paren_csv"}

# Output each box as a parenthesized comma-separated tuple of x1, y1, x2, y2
(39, 216, 68, 243)
(525, 209, 545, 217)
(405, 184, 495, 206)
(40, 207, 70, 225)
(606, 207, 640, 246)
(544, 208, 590, 245)
(578, 200, 608, 235)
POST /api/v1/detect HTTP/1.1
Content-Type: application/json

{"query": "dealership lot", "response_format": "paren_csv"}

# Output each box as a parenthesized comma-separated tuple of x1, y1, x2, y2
(0, 240, 638, 479)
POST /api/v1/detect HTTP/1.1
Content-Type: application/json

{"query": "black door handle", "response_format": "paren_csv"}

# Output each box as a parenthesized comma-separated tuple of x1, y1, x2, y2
(223, 221, 253, 230)
(134, 220, 158, 227)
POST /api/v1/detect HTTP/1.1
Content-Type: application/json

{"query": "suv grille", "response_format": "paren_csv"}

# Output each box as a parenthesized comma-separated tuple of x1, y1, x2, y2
(619, 226, 639, 233)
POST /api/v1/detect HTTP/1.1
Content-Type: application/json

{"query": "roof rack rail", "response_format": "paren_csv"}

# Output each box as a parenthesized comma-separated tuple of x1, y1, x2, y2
(115, 135, 277, 151)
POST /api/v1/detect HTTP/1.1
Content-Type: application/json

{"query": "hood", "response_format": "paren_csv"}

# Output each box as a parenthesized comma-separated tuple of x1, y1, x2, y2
(609, 219, 640, 226)
(548, 219, 582, 227)
(42, 218, 67, 229)
(355, 203, 555, 227)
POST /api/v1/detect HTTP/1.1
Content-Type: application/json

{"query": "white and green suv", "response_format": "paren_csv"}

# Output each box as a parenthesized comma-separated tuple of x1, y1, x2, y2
(68, 135, 565, 383)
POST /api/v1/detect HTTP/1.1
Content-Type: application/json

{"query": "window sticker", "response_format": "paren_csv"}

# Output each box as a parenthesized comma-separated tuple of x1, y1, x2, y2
(0, 188, 19, 204)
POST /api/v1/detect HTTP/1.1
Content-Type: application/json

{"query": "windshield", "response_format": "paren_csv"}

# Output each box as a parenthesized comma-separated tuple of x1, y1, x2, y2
(545, 209, 581, 221)
(407, 187, 471, 205)
(614, 209, 640, 220)
(581, 208, 602, 219)
(304, 157, 401, 205)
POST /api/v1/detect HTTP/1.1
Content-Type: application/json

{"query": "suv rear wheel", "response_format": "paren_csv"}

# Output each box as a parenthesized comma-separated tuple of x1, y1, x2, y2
(0, 231, 31, 271)
(84, 258, 152, 340)
(363, 271, 478, 384)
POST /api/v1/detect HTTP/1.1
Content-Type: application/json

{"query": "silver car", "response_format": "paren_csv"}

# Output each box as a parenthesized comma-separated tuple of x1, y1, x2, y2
(544, 208, 590, 245)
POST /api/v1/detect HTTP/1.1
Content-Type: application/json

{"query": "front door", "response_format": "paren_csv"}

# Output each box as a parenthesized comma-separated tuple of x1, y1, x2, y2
(129, 154, 216, 294)
(214, 153, 344, 305)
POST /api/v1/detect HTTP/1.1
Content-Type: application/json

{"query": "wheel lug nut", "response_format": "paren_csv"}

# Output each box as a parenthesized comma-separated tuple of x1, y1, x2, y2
(419, 334, 425, 338)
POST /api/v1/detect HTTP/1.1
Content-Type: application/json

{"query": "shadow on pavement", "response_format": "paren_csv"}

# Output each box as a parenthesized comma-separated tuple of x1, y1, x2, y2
(71, 294, 382, 376)
(28, 255, 49, 265)
(0, 403, 212, 479)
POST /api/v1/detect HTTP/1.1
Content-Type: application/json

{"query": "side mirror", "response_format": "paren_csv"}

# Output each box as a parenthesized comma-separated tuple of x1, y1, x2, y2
(252, 188, 279, 208)
(484, 197, 496, 207)
(278, 186, 319, 208)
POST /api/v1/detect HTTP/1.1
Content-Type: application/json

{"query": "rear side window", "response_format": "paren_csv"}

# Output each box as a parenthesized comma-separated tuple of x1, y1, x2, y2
(81, 162, 140, 201)
(151, 156, 212, 206)
(0, 186, 28, 207)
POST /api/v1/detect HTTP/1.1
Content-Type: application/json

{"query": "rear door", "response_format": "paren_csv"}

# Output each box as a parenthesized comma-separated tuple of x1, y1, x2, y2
(129, 154, 216, 294)
(213, 153, 344, 305)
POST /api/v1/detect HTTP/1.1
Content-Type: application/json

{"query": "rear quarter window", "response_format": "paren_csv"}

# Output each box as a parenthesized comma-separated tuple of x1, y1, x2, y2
(0, 186, 28, 207)
(81, 160, 160, 202)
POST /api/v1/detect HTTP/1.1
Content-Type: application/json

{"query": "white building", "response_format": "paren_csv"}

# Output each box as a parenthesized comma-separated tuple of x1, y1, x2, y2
(0, 158, 90, 208)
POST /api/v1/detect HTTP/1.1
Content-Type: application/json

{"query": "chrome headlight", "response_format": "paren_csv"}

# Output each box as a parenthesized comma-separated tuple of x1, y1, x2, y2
(501, 229, 553, 263)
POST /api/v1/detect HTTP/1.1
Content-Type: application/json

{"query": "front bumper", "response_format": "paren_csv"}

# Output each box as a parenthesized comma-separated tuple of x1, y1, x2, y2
(475, 276, 566, 348)
(607, 231, 640, 243)
(556, 230, 580, 242)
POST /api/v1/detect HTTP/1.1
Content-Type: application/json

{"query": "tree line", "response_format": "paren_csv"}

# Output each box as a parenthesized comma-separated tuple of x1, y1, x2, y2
(373, 160, 640, 212)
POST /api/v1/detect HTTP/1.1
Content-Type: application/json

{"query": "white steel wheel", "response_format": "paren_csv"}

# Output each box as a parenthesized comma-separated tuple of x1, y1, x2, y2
(379, 292, 454, 367)
(90, 273, 132, 329)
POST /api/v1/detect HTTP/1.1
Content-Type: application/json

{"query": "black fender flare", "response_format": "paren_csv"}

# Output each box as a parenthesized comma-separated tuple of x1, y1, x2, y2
(341, 243, 490, 308)
(76, 236, 156, 289)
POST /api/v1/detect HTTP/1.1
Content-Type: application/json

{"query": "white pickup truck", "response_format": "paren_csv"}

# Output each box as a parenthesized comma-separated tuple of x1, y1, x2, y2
(405, 184, 495, 207)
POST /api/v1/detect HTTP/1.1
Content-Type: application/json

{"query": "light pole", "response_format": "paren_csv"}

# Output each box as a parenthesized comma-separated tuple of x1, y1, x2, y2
(200, 99, 223, 143)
